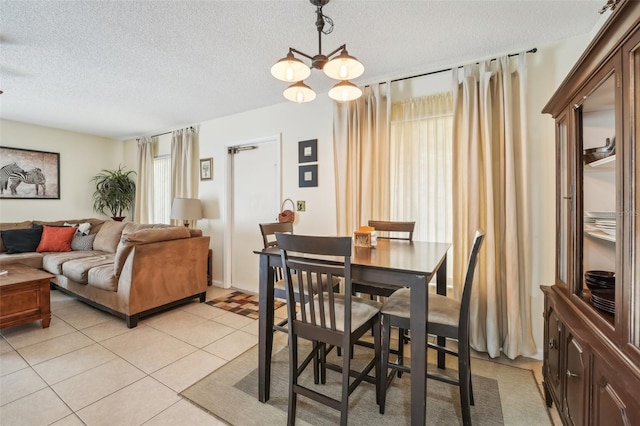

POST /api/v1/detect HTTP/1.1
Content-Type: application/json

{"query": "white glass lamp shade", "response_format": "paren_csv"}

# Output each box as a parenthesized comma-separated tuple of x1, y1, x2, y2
(283, 81, 316, 103)
(323, 49, 364, 80)
(271, 52, 312, 82)
(328, 80, 362, 102)
(170, 198, 203, 225)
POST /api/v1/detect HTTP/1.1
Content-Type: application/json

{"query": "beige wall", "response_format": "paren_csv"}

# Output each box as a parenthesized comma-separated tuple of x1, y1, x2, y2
(0, 119, 128, 222)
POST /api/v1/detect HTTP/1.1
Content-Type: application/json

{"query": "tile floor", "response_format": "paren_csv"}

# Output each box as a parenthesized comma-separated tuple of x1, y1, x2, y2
(0, 287, 561, 426)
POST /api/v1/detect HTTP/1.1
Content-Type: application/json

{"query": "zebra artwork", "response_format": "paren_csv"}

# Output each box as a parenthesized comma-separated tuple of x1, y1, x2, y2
(9, 168, 46, 196)
(0, 162, 25, 194)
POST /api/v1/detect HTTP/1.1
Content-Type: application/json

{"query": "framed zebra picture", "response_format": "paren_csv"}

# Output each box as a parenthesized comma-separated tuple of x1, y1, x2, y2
(0, 146, 60, 199)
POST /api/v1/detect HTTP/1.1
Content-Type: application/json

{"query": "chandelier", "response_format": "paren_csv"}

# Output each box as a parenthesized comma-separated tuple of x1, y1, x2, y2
(270, 0, 364, 103)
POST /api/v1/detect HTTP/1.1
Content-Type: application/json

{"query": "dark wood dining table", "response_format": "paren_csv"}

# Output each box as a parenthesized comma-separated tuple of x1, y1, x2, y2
(255, 239, 451, 425)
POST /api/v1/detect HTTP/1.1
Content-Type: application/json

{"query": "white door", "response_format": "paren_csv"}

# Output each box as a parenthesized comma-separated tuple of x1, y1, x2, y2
(226, 136, 280, 293)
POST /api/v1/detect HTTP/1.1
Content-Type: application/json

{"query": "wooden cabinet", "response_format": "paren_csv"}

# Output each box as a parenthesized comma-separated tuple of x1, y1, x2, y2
(542, 2, 640, 424)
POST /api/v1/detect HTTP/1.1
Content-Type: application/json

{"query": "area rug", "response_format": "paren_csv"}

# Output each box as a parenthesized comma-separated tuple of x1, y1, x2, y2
(180, 333, 552, 426)
(206, 291, 285, 320)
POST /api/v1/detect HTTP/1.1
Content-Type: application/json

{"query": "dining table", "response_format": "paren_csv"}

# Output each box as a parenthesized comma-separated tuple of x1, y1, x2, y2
(255, 238, 451, 425)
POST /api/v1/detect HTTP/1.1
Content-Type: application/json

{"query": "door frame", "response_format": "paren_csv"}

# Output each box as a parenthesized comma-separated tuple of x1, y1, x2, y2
(223, 134, 282, 288)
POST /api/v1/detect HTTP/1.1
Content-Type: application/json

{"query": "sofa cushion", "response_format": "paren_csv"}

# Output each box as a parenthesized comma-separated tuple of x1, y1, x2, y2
(0, 221, 33, 253)
(87, 264, 119, 291)
(36, 225, 77, 252)
(62, 254, 115, 284)
(72, 234, 96, 251)
(93, 221, 126, 253)
(113, 226, 191, 277)
(42, 251, 108, 275)
(0, 225, 43, 254)
(0, 252, 44, 269)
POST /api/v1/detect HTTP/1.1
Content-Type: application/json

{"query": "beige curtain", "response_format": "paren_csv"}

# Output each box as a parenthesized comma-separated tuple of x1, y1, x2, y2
(134, 136, 157, 224)
(390, 93, 453, 243)
(171, 127, 199, 226)
(452, 54, 536, 359)
(333, 83, 391, 236)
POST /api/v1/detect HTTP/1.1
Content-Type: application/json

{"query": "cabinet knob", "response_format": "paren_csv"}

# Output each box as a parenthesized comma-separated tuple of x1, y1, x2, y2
(563, 196, 572, 200)
(566, 370, 579, 378)
(549, 339, 557, 349)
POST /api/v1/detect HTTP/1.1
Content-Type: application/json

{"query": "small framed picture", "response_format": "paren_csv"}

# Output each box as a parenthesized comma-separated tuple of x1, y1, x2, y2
(298, 139, 317, 163)
(299, 164, 318, 187)
(200, 158, 213, 181)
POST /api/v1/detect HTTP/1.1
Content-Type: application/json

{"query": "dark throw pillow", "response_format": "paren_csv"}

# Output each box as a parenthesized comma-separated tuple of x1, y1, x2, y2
(0, 225, 44, 254)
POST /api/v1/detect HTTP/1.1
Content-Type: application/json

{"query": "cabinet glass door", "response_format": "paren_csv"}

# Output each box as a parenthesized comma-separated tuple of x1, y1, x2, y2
(557, 117, 571, 287)
(577, 68, 618, 324)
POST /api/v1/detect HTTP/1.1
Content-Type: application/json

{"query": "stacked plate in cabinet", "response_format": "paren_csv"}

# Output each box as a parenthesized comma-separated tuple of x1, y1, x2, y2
(586, 270, 615, 314)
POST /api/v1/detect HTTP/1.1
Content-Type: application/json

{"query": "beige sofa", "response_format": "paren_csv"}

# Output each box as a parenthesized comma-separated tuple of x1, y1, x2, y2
(0, 219, 210, 327)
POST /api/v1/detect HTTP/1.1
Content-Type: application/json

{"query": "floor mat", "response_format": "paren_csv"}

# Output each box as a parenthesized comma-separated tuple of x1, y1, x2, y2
(206, 291, 285, 320)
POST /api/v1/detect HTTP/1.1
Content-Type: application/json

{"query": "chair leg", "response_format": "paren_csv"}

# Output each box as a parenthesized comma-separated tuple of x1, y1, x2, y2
(288, 335, 298, 426)
(458, 338, 472, 426)
(313, 340, 320, 384)
(340, 339, 351, 426)
(397, 327, 405, 378)
(468, 343, 474, 406)
(373, 317, 381, 405)
(379, 314, 392, 414)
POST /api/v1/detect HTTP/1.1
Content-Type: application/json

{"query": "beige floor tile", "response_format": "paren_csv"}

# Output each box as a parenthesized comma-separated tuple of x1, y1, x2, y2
(0, 318, 76, 349)
(240, 319, 259, 336)
(17, 331, 94, 366)
(0, 387, 72, 425)
(77, 376, 179, 426)
(80, 316, 133, 341)
(167, 318, 236, 348)
(50, 413, 86, 426)
(101, 326, 198, 373)
(212, 311, 256, 329)
(0, 336, 13, 354)
(143, 399, 225, 425)
(0, 349, 29, 376)
(52, 358, 146, 411)
(202, 330, 257, 361)
(152, 349, 226, 392)
(0, 366, 48, 406)
(33, 343, 118, 385)
(53, 302, 114, 330)
(180, 300, 228, 320)
(143, 309, 207, 334)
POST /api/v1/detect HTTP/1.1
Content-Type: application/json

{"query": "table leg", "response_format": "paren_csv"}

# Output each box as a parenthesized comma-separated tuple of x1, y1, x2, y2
(436, 255, 447, 369)
(410, 275, 428, 425)
(258, 254, 275, 403)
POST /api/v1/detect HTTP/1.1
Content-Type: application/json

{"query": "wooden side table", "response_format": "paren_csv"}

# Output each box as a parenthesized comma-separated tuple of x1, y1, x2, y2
(0, 263, 54, 329)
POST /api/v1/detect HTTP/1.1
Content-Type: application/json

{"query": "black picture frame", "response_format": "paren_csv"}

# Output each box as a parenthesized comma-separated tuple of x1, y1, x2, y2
(299, 164, 318, 187)
(200, 158, 213, 181)
(298, 139, 318, 163)
(0, 146, 60, 199)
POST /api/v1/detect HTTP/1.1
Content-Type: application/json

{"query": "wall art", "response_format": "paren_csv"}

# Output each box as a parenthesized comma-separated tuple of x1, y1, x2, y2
(0, 146, 60, 199)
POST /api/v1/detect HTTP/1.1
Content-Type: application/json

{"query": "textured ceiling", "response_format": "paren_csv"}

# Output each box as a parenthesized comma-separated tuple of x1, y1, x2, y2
(0, 1, 604, 140)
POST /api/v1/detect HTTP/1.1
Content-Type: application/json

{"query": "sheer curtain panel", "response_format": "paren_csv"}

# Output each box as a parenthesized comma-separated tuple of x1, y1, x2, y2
(452, 54, 536, 359)
(171, 127, 200, 226)
(333, 83, 391, 236)
(134, 136, 157, 224)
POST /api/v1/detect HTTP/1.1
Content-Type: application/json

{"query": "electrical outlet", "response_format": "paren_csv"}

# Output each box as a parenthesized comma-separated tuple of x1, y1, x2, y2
(297, 200, 306, 212)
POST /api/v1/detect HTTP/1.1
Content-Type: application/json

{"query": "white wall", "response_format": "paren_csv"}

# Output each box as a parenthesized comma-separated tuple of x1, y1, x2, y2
(0, 119, 127, 222)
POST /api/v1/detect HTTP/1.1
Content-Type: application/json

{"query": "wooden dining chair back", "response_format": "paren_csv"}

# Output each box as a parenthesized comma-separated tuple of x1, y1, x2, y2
(368, 220, 415, 241)
(276, 233, 382, 426)
(259, 222, 293, 283)
(378, 230, 485, 426)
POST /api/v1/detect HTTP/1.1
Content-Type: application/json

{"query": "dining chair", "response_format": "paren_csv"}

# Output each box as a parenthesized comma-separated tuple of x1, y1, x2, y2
(276, 233, 382, 426)
(378, 230, 485, 426)
(259, 222, 341, 334)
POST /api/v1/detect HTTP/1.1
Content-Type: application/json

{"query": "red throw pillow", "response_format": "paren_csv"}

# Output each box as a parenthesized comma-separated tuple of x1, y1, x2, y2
(36, 225, 77, 252)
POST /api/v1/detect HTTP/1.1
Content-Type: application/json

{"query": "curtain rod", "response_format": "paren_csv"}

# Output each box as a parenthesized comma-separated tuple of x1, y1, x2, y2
(377, 47, 537, 85)
(137, 126, 195, 141)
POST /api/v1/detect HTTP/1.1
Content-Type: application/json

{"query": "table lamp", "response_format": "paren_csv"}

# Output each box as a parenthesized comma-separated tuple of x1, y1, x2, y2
(170, 198, 203, 227)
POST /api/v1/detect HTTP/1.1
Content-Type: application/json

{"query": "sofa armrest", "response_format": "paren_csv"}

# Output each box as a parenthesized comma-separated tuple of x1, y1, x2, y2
(116, 235, 210, 315)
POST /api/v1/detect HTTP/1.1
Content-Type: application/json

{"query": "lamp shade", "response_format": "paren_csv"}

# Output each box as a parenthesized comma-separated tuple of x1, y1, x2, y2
(271, 52, 312, 82)
(283, 81, 316, 103)
(328, 80, 362, 102)
(323, 49, 364, 80)
(170, 198, 203, 222)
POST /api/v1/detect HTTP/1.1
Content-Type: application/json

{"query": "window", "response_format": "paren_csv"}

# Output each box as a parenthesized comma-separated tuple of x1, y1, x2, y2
(153, 155, 171, 224)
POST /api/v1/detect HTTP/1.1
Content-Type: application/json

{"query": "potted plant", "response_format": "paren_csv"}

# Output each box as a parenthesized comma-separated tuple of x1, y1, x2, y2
(90, 165, 136, 221)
